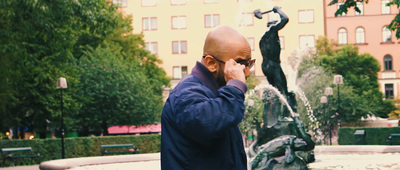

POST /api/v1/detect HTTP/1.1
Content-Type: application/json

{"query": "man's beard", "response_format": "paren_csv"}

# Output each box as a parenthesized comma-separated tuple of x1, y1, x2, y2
(216, 64, 226, 87)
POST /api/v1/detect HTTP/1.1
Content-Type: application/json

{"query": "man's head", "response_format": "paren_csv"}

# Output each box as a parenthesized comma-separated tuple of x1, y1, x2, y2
(202, 26, 253, 86)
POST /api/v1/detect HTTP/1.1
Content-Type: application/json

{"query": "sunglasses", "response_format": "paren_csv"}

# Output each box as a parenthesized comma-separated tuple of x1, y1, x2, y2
(202, 55, 256, 69)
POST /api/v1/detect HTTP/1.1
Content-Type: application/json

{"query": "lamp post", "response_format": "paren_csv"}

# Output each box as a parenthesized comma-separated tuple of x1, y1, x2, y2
(320, 96, 327, 145)
(325, 87, 333, 145)
(56, 77, 67, 159)
(333, 75, 343, 129)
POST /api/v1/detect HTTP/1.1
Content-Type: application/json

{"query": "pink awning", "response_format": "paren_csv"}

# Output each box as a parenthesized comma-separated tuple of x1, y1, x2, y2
(108, 123, 161, 134)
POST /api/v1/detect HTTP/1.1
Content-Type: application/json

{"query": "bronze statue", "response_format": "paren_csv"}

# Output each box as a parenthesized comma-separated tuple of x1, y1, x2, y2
(260, 6, 289, 98)
(249, 7, 315, 170)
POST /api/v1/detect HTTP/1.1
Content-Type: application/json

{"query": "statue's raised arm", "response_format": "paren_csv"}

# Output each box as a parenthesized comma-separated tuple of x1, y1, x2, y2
(270, 6, 289, 32)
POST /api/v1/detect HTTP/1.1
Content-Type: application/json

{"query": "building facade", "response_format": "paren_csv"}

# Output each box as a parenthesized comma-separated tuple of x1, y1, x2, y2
(324, 0, 400, 99)
(115, 0, 399, 100)
(117, 0, 325, 96)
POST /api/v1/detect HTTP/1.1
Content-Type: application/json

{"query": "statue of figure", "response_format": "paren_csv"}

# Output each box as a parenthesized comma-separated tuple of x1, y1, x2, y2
(260, 6, 289, 98)
(249, 7, 315, 170)
(259, 6, 291, 128)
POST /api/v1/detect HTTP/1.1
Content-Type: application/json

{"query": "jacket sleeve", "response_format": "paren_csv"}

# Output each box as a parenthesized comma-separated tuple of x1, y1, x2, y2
(173, 82, 246, 147)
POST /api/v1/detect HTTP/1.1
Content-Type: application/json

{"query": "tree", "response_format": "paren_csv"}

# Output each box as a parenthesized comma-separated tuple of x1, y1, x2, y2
(329, 0, 400, 39)
(296, 36, 395, 134)
(0, 0, 85, 136)
(318, 44, 395, 118)
(77, 43, 164, 135)
(0, 0, 169, 137)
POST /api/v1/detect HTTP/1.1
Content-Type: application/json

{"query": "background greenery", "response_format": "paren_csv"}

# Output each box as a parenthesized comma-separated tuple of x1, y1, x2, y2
(338, 127, 400, 145)
(0, 0, 170, 137)
(0, 134, 161, 167)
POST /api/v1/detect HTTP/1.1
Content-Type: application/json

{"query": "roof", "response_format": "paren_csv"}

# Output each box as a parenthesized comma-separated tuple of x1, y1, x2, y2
(108, 123, 161, 134)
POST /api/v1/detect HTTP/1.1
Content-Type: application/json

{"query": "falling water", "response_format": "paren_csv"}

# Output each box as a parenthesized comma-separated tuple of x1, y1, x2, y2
(252, 84, 296, 117)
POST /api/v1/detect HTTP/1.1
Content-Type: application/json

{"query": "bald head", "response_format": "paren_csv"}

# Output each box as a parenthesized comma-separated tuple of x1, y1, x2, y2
(203, 26, 251, 61)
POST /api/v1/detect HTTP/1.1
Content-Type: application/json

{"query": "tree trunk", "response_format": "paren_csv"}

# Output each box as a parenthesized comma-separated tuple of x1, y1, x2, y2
(102, 120, 109, 136)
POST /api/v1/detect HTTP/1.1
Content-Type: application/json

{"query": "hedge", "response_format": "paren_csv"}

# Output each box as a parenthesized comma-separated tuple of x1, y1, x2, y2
(338, 127, 400, 145)
(0, 134, 160, 167)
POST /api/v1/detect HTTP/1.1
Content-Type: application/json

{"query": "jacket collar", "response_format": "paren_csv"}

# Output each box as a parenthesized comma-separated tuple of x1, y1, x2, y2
(191, 61, 220, 93)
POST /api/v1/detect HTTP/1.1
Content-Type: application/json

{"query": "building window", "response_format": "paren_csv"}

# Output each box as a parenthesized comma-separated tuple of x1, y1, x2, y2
(113, 0, 127, 7)
(338, 28, 347, 45)
(298, 10, 314, 23)
(384, 55, 393, 71)
(142, 17, 157, 31)
(382, 26, 392, 42)
(356, 27, 365, 44)
(173, 66, 188, 79)
(238, 13, 253, 27)
(385, 84, 394, 99)
(142, 0, 157, 6)
(279, 36, 285, 49)
(204, 0, 219, 3)
(355, 2, 364, 15)
(172, 16, 187, 29)
(299, 35, 315, 49)
(145, 42, 158, 55)
(205, 14, 220, 28)
(382, 0, 390, 14)
(171, 0, 186, 5)
(247, 38, 254, 51)
(337, 2, 346, 16)
(172, 41, 187, 54)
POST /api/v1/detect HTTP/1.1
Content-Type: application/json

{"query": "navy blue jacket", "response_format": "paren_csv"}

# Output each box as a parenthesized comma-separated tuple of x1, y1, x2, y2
(161, 62, 248, 170)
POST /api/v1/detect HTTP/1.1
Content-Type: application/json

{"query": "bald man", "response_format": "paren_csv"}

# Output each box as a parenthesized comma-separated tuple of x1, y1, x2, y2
(161, 26, 254, 170)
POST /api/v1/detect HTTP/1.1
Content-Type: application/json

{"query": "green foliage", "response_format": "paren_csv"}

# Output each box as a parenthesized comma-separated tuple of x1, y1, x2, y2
(241, 92, 264, 135)
(389, 99, 400, 119)
(0, 0, 86, 132)
(0, 0, 169, 135)
(388, 0, 400, 38)
(0, 134, 161, 167)
(338, 127, 400, 145)
(246, 74, 261, 90)
(77, 43, 164, 134)
(316, 36, 338, 57)
(329, 0, 400, 39)
(317, 44, 395, 118)
(296, 36, 395, 138)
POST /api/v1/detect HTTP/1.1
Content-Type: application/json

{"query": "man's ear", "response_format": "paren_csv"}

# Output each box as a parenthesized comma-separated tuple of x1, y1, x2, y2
(204, 55, 218, 73)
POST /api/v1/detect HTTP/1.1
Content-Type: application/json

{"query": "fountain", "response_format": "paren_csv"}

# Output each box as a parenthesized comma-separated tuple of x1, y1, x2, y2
(247, 6, 315, 170)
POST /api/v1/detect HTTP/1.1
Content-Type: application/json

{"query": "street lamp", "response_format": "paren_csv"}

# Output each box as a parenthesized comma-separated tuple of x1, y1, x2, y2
(320, 96, 327, 104)
(56, 77, 67, 159)
(333, 75, 343, 129)
(320, 96, 327, 145)
(325, 87, 333, 145)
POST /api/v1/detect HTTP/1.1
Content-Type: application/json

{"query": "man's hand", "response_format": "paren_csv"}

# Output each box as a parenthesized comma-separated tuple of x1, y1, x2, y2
(224, 59, 246, 84)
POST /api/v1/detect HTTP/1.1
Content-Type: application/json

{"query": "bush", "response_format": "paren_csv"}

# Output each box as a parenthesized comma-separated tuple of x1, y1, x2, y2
(0, 134, 160, 167)
(338, 127, 400, 145)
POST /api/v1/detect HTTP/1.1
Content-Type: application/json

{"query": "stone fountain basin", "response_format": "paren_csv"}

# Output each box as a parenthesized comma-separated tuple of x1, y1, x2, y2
(39, 145, 400, 170)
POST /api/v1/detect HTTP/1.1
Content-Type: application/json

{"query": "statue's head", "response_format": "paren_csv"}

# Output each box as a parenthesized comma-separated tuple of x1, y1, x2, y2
(267, 20, 278, 27)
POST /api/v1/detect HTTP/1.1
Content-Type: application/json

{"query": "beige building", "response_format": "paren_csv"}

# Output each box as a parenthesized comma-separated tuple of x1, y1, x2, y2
(116, 0, 325, 95)
(324, 0, 400, 99)
(115, 0, 399, 99)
